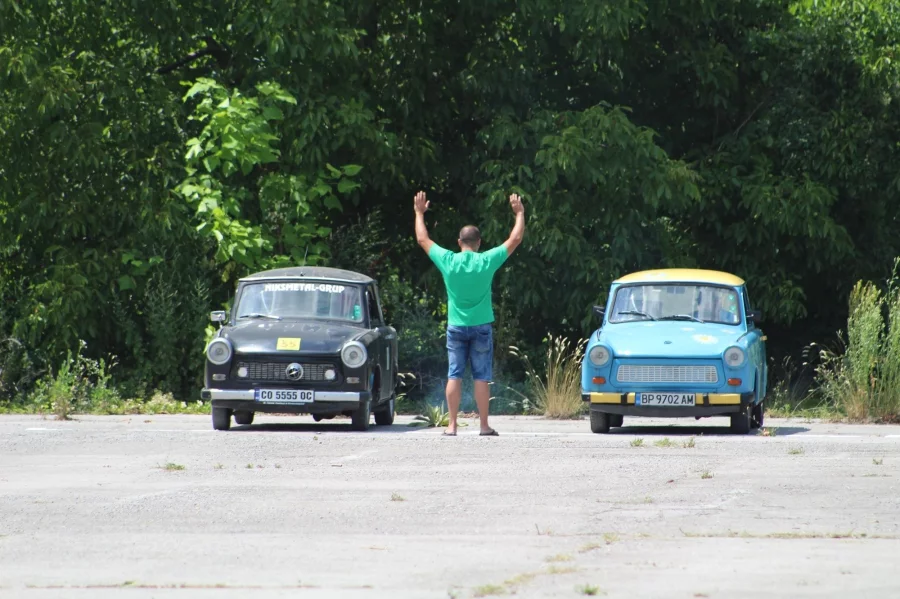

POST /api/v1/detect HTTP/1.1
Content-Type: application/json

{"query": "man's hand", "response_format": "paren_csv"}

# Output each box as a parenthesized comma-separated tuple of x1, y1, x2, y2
(509, 193, 524, 215)
(414, 191, 434, 253)
(502, 193, 526, 256)
(414, 191, 430, 215)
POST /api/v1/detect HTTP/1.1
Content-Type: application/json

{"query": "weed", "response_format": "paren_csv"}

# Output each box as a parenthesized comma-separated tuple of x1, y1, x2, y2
(630, 438, 644, 447)
(603, 532, 620, 544)
(683, 437, 696, 448)
(472, 584, 507, 597)
(546, 566, 577, 575)
(246, 464, 253, 469)
(759, 427, 778, 437)
(545, 554, 573, 563)
(163, 462, 185, 471)
(643, 496, 655, 504)
(701, 471, 713, 479)
(654, 438, 675, 448)
(390, 493, 405, 502)
(510, 336, 585, 419)
(577, 585, 602, 596)
(579, 543, 603, 553)
(275, 464, 282, 469)
(214, 463, 224, 469)
(503, 573, 537, 588)
(873, 458, 884, 465)
(409, 403, 450, 428)
(788, 447, 804, 455)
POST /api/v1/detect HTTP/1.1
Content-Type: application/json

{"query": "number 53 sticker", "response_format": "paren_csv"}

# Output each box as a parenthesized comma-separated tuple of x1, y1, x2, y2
(276, 338, 301, 350)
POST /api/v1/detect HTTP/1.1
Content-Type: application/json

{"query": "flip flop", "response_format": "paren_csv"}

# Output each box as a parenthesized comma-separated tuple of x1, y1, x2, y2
(479, 429, 499, 436)
(442, 431, 457, 437)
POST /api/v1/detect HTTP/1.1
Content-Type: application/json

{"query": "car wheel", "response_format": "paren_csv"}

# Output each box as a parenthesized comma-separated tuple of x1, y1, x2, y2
(590, 411, 610, 434)
(212, 407, 232, 431)
(609, 414, 624, 428)
(234, 411, 254, 426)
(730, 407, 752, 435)
(751, 401, 765, 429)
(350, 399, 371, 431)
(374, 396, 395, 426)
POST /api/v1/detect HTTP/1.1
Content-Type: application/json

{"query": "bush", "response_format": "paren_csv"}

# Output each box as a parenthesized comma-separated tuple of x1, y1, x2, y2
(512, 335, 585, 419)
(813, 267, 900, 422)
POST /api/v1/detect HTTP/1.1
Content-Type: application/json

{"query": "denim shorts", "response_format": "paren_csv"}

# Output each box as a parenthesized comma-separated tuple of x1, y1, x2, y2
(447, 324, 493, 382)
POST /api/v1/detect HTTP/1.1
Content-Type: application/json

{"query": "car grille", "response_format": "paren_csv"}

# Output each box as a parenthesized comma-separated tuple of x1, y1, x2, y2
(616, 365, 718, 384)
(234, 361, 335, 382)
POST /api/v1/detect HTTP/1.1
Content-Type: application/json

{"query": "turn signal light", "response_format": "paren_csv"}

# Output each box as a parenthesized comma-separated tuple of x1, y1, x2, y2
(727, 378, 742, 386)
(592, 377, 606, 384)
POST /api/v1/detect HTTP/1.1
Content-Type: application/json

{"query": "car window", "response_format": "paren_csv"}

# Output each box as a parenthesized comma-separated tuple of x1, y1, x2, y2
(366, 288, 383, 326)
(236, 282, 364, 323)
(610, 284, 741, 325)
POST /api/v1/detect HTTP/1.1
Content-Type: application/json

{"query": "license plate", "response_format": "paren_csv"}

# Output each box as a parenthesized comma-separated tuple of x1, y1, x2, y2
(636, 393, 696, 406)
(255, 389, 314, 404)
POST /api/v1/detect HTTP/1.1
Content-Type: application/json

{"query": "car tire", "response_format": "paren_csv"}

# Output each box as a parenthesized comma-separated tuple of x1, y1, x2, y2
(351, 399, 371, 431)
(590, 411, 610, 434)
(374, 396, 395, 426)
(234, 411, 254, 426)
(212, 407, 232, 431)
(730, 407, 752, 435)
(751, 401, 765, 429)
(609, 414, 624, 428)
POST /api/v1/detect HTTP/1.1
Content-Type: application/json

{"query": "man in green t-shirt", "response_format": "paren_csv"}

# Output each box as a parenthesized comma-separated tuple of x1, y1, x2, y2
(414, 190, 526, 436)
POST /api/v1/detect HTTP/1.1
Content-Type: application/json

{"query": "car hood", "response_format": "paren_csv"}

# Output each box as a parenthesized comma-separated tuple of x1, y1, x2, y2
(597, 321, 743, 359)
(222, 319, 365, 355)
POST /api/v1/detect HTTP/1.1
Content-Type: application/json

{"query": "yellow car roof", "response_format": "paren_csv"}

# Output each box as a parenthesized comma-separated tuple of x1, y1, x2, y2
(614, 268, 745, 286)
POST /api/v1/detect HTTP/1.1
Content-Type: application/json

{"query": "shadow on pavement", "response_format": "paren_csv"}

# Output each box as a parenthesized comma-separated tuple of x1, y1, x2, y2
(609, 425, 810, 437)
(230, 422, 421, 434)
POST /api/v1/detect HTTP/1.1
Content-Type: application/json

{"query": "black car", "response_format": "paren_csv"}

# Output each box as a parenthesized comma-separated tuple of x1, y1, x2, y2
(201, 267, 399, 431)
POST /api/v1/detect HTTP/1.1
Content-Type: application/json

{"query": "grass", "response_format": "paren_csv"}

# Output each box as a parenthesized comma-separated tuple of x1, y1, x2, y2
(683, 437, 696, 448)
(873, 458, 884, 465)
(472, 584, 508, 597)
(546, 566, 577, 575)
(602, 532, 620, 544)
(214, 463, 224, 469)
(759, 427, 778, 437)
(390, 493, 405, 502)
(681, 530, 878, 540)
(654, 438, 675, 448)
(545, 554, 573, 563)
(408, 403, 450, 428)
(700, 470, 713, 479)
(162, 462, 185, 471)
(245, 463, 253, 469)
(579, 542, 603, 553)
(511, 335, 586, 419)
(630, 438, 644, 447)
(788, 447, 804, 455)
(577, 585, 603, 596)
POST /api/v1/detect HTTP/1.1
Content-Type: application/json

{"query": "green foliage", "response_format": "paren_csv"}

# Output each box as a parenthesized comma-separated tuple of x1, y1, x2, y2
(1, 0, 899, 404)
(409, 403, 451, 428)
(814, 263, 900, 422)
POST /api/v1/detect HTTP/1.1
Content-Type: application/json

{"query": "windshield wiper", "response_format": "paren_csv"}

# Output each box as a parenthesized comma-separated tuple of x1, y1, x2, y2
(238, 313, 283, 321)
(618, 310, 656, 321)
(658, 314, 705, 323)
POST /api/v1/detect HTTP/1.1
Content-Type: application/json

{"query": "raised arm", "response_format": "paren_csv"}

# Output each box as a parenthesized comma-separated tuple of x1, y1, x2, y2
(502, 193, 526, 256)
(414, 191, 435, 254)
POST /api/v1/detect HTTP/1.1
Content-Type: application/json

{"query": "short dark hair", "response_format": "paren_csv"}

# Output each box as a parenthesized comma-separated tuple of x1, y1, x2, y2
(459, 225, 481, 246)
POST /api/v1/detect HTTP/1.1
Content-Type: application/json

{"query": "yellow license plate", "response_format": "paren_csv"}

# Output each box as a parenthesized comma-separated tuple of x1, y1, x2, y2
(276, 337, 301, 351)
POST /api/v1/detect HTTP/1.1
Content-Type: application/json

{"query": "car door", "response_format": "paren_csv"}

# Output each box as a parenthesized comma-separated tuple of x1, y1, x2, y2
(742, 286, 767, 398)
(365, 284, 395, 402)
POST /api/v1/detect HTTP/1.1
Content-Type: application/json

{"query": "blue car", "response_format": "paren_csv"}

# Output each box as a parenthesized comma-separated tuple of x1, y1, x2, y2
(582, 269, 767, 434)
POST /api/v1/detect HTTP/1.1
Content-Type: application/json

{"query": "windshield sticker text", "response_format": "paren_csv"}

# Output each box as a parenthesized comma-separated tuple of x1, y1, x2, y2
(263, 283, 346, 293)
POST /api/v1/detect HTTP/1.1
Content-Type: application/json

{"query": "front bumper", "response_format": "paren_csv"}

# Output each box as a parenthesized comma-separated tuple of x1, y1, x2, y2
(202, 388, 370, 415)
(583, 391, 753, 418)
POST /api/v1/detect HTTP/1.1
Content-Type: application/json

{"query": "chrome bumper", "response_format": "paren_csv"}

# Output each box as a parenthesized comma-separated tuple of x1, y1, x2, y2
(202, 389, 362, 403)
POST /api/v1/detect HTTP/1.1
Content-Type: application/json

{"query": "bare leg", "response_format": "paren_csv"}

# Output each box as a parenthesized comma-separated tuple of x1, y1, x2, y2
(474, 380, 492, 433)
(445, 378, 462, 434)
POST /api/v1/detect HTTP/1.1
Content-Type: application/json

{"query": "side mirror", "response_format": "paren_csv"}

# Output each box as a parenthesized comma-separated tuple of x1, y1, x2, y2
(747, 310, 762, 325)
(593, 306, 605, 320)
(210, 310, 226, 323)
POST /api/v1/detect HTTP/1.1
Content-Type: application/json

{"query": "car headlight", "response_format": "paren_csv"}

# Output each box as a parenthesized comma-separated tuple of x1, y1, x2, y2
(724, 346, 746, 368)
(589, 345, 611, 367)
(341, 341, 368, 369)
(206, 338, 233, 365)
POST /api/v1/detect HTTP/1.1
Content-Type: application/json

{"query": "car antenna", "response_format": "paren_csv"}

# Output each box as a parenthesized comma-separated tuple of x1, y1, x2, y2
(301, 245, 309, 266)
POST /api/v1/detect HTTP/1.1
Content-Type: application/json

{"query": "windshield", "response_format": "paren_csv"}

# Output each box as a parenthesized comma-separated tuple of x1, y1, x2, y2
(609, 284, 742, 325)
(236, 281, 364, 323)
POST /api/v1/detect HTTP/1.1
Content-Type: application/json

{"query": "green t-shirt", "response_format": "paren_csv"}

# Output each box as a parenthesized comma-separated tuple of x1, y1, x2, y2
(428, 244, 509, 327)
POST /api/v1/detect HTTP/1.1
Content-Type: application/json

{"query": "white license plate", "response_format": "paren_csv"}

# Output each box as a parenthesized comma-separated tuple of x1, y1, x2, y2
(255, 389, 314, 404)
(636, 393, 696, 406)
